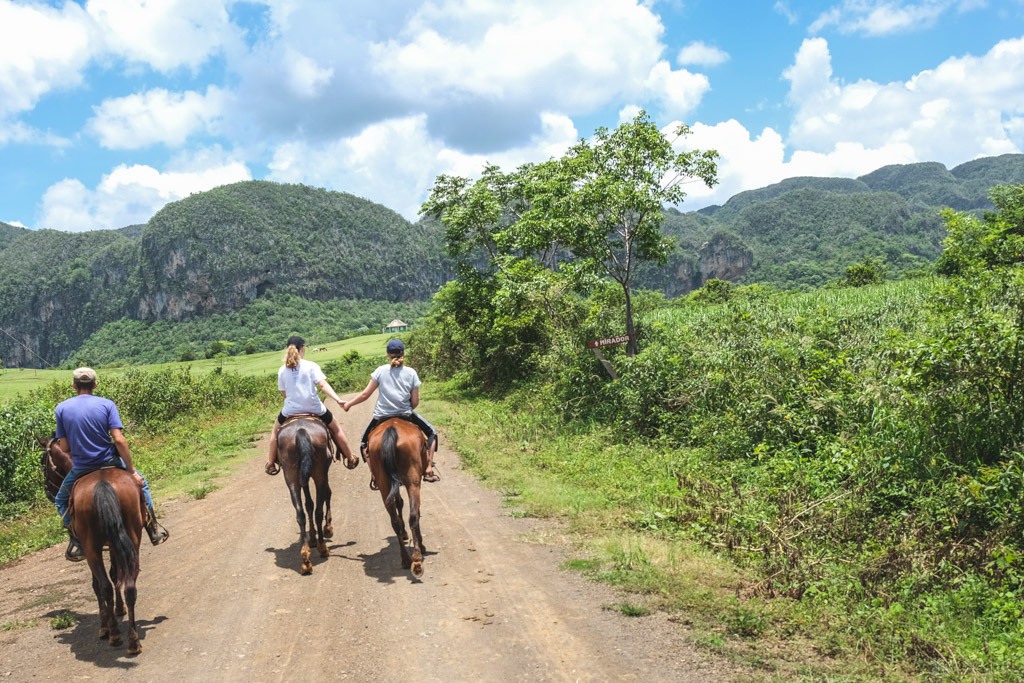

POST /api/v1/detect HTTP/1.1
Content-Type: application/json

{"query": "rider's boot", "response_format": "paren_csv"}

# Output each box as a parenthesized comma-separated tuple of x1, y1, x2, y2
(65, 527, 84, 562)
(145, 504, 170, 546)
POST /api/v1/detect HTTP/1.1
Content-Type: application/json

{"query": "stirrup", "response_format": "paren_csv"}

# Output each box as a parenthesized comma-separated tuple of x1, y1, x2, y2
(147, 521, 169, 546)
(65, 535, 85, 562)
(265, 461, 280, 476)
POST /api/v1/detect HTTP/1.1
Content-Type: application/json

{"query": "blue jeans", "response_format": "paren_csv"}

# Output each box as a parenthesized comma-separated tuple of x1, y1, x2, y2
(54, 457, 154, 527)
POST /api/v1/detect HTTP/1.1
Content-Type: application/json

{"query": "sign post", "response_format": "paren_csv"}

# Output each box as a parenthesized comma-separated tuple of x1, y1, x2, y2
(586, 333, 635, 379)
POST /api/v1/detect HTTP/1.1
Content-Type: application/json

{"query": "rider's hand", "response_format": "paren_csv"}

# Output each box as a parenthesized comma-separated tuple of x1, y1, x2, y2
(131, 471, 144, 486)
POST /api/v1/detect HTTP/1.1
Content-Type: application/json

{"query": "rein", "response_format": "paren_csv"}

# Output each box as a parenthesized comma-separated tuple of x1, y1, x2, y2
(40, 437, 66, 503)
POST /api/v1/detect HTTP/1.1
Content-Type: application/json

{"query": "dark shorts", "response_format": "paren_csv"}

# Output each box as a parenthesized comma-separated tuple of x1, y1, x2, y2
(278, 408, 334, 425)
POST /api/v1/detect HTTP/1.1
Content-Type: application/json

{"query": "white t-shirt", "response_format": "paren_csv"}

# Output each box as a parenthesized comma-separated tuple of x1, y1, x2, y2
(371, 364, 421, 419)
(279, 359, 326, 416)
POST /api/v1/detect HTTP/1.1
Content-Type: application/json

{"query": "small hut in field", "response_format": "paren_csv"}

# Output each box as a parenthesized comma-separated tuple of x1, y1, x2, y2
(383, 319, 409, 334)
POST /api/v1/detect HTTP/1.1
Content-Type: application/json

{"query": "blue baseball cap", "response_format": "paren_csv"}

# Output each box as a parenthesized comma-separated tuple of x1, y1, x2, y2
(386, 339, 405, 355)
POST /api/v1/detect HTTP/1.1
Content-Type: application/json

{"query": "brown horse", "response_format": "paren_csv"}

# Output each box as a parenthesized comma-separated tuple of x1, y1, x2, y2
(39, 437, 144, 655)
(366, 418, 427, 578)
(275, 417, 334, 574)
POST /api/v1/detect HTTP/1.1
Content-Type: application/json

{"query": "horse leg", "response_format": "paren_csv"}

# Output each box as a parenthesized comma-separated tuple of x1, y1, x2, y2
(382, 493, 412, 570)
(322, 478, 334, 540)
(407, 483, 425, 578)
(110, 559, 126, 617)
(287, 483, 312, 575)
(315, 481, 330, 557)
(394, 488, 409, 543)
(91, 558, 121, 645)
(124, 571, 140, 655)
(302, 484, 318, 568)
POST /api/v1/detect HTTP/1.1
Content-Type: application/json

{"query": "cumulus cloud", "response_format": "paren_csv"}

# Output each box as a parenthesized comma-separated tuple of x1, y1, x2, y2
(643, 61, 710, 120)
(87, 87, 229, 149)
(809, 0, 980, 36)
(785, 36, 1024, 164)
(87, 0, 238, 72)
(0, 1, 93, 118)
(38, 158, 251, 231)
(268, 112, 579, 219)
(676, 41, 729, 67)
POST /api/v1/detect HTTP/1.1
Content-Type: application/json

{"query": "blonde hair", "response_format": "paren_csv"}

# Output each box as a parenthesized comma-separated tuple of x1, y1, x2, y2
(388, 353, 404, 368)
(285, 344, 302, 369)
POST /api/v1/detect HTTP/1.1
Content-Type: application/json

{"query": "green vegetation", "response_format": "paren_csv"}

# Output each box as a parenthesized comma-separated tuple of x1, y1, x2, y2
(0, 181, 448, 368)
(5, 121, 1024, 678)
(70, 296, 429, 366)
(412, 160, 1024, 679)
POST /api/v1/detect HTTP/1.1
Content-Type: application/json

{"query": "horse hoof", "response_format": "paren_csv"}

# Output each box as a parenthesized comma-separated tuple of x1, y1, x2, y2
(110, 635, 123, 647)
(301, 562, 313, 575)
(411, 561, 424, 579)
(318, 543, 329, 557)
(324, 525, 334, 539)
(128, 642, 142, 656)
(99, 628, 110, 640)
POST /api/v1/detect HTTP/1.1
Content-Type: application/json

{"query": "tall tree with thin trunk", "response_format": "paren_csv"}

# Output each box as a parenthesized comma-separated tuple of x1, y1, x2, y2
(519, 111, 718, 355)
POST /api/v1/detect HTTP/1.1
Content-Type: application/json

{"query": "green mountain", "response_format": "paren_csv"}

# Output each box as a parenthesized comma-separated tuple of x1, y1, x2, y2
(0, 182, 449, 368)
(647, 154, 1024, 294)
(4, 156, 1024, 368)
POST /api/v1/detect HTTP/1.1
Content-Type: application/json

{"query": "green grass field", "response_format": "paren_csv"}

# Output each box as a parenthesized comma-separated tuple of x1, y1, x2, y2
(0, 332, 396, 402)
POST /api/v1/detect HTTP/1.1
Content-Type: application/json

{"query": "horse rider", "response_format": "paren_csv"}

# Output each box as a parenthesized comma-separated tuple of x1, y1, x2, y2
(342, 339, 439, 489)
(53, 367, 169, 561)
(265, 335, 358, 475)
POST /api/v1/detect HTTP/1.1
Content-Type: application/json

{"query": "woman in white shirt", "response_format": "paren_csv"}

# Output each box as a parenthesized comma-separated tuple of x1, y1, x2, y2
(265, 335, 357, 475)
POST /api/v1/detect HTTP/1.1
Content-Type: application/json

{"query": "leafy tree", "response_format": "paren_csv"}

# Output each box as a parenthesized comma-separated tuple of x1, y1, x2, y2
(842, 257, 887, 287)
(520, 111, 718, 355)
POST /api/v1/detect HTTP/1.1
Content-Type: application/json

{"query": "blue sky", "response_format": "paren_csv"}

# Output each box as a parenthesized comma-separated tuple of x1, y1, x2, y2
(2, 0, 1023, 231)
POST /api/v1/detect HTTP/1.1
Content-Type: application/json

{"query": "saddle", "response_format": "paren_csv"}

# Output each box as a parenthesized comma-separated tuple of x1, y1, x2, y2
(66, 467, 150, 528)
(280, 414, 335, 457)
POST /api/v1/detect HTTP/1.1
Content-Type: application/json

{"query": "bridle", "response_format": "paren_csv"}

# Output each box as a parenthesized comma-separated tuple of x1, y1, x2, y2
(40, 436, 67, 503)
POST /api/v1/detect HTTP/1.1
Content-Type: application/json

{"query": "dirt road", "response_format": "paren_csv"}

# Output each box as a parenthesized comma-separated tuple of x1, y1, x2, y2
(0, 398, 737, 682)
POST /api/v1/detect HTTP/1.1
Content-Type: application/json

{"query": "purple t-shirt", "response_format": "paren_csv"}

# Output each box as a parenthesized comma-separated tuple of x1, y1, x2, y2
(55, 394, 123, 468)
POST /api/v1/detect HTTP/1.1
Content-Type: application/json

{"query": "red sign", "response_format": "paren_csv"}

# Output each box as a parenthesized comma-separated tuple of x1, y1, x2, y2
(586, 334, 633, 349)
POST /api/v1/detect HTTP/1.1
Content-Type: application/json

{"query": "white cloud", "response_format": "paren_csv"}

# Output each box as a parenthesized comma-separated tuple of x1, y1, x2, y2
(87, 87, 229, 149)
(38, 159, 251, 231)
(0, 1, 93, 117)
(644, 61, 710, 120)
(809, 1, 976, 36)
(87, 0, 237, 72)
(268, 112, 579, 219)
(676, 41, 729, 67)
(371, 0, 663, 110)
(784, 36, 1024, 165)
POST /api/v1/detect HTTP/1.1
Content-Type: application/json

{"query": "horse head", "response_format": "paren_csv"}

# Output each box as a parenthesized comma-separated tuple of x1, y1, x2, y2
(37, 434, 72, 503)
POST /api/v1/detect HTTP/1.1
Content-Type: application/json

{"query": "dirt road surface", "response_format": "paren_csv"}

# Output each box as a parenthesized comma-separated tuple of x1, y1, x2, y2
(1, 397, 739, 682)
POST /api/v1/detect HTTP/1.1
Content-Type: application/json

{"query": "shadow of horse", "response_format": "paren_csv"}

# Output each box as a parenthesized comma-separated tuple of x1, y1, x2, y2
(264, 538, 356, 574)
(49, 608, 168, 667)
(352, 537, 424, 584)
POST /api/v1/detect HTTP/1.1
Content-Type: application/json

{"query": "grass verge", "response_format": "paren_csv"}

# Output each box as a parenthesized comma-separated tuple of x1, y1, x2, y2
(430, 388, 917, 682)
(0, 400, 272, 566)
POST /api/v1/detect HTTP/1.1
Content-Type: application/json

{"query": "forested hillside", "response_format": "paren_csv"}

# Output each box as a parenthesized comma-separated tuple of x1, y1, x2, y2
(647, 153, 1024, 293)
(0, 183, 450, 368)
(5, 155, 1024, 368)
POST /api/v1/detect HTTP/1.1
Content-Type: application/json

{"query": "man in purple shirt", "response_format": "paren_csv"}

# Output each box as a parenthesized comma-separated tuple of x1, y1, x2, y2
(54, 367, 169, 561)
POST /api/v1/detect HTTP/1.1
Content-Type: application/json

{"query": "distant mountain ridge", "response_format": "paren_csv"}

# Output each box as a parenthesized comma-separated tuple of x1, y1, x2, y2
(647, 153, 1024, 294)
(0, 182, 449, 368)
(3, 155, 1024, 368)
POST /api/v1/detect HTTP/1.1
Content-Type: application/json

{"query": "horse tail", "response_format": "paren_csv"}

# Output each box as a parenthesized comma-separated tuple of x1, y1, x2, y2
(94, 480, 139, 586)
(381, 425, 403, 505)
(297, 427, 314, 483)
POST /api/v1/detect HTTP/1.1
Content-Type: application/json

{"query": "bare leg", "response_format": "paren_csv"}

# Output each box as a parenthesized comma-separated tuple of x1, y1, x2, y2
(266, 421, 281, 475)
(423, 439, 440, 482)
(329, 420, 358, 468)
